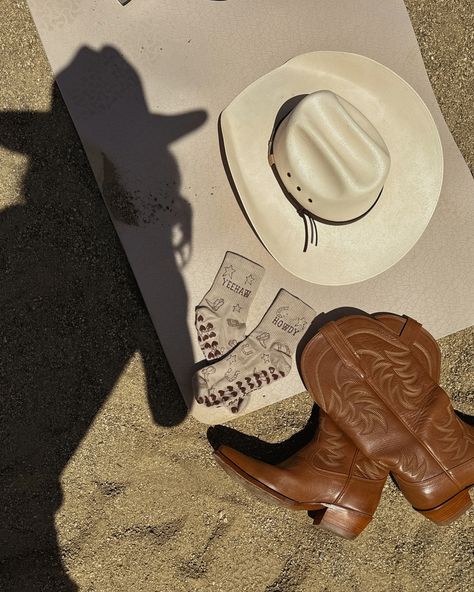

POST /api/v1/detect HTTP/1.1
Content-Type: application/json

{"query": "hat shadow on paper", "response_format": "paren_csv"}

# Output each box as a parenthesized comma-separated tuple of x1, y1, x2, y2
(0, 46, 206, 590)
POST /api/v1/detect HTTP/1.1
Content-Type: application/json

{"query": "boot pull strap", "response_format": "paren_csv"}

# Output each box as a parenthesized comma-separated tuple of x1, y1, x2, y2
(398, 317, 422, 346)
(319, 322, 365, 380)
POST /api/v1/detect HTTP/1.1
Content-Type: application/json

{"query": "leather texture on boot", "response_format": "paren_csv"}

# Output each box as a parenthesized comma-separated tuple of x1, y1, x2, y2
(215, 315, 440, 523)
(302, 315, 474, 519)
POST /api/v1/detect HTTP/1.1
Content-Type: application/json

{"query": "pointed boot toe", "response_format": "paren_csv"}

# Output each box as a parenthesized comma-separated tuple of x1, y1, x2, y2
(215, 425, 383, 540)
(213, 315, 441, 539)
(215, 445, 310, 510)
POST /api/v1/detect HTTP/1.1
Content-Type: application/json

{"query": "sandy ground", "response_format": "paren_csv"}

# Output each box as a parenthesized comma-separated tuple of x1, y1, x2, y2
(0, 1, 473, 590)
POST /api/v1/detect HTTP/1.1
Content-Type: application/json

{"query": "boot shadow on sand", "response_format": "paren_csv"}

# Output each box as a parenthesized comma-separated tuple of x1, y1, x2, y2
(0, 46, 206, 590)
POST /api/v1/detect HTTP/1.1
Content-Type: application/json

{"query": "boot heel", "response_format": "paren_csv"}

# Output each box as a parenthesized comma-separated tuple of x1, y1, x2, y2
(311, 505, 372, 540)
(416, 488, 473, 525)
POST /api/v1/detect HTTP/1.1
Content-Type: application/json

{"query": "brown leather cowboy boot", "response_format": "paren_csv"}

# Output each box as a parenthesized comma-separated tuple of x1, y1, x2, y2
(215, 314, 440, 539)
(302, 315, 474, 527)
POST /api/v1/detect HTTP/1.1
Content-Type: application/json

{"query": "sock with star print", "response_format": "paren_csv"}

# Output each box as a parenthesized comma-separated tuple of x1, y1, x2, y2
(195, 252, 264, 361)
(193, 289, 315, 414)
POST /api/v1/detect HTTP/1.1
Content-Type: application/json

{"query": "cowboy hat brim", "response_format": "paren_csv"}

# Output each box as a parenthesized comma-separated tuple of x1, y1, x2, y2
(220, 52, 443, 285)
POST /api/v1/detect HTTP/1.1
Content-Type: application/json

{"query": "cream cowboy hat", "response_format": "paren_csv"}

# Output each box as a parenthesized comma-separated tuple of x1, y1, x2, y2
(220, 52, 443, 285)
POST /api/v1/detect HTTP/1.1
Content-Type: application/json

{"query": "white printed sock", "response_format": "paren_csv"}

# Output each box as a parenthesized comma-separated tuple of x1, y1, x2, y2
(194, 289, 315, 414)
(195, 252, 264, 361)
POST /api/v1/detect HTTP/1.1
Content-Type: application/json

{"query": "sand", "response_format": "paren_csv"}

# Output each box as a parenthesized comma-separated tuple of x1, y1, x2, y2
(0, 1, 472, 590)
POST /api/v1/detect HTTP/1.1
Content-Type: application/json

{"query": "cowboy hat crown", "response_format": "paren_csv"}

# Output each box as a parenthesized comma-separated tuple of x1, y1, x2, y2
(271, 90, 391, 223)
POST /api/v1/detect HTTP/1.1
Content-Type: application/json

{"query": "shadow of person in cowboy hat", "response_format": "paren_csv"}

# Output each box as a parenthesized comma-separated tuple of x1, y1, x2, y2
(0, 46, 206, 590)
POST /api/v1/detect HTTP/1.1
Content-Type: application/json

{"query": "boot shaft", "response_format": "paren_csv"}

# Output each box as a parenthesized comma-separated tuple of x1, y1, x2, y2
(302, 316, 474, 494)
(292, 412, 388, 480)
